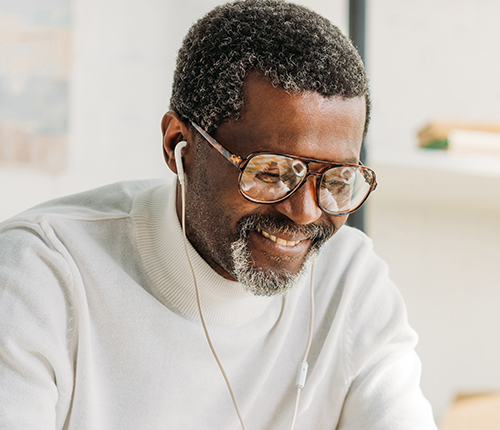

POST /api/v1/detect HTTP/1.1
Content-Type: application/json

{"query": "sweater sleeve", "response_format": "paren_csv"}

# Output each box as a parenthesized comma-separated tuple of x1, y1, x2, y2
(336, 237, 437, 430)
(0, 222, 75, 430)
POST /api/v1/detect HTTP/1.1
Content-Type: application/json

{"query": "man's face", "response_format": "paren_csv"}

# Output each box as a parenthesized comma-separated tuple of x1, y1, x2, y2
(181, 74, 366, 296)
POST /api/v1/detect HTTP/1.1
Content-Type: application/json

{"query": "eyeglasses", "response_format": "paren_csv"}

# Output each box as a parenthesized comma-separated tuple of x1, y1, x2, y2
(190, 121, 377, 216)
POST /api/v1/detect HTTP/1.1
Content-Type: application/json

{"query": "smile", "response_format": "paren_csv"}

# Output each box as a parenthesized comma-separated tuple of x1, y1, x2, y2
(257, 228, 302, 247)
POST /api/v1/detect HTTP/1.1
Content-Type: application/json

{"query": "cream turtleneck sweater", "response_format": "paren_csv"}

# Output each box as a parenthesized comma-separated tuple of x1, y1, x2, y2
(0, 179, 437, 429)
(132, 181, 275, 325)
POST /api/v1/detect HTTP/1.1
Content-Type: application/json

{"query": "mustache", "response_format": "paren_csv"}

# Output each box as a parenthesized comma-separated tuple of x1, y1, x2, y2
(236, 214, 335, 246)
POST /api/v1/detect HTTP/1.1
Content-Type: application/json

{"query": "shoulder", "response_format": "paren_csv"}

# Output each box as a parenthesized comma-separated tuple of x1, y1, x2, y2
(0, 221, 75, 350)
(1, 179, 168, 227)
(316, 224, 404, 313)
(0, 178, 172, 296)
(314, 224, 415, 361)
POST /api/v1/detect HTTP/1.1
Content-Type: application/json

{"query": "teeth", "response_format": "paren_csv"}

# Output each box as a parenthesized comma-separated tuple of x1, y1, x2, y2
(276, 237, 288, 246)
(258, 228, 300, 247)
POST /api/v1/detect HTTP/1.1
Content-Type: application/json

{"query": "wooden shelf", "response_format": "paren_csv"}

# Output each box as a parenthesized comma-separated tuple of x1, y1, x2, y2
(369, 150, 500, 211)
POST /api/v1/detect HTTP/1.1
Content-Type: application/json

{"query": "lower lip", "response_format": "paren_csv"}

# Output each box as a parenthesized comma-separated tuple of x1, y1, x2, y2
(247, 230, 311, 261)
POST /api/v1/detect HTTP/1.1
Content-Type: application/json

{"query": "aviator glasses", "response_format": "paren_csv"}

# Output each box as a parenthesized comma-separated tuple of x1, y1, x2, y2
(191, 121, 377, 216)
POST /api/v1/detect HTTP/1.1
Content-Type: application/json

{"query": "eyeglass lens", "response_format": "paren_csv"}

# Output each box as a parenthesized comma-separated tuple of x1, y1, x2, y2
(239, 154, 372, 214)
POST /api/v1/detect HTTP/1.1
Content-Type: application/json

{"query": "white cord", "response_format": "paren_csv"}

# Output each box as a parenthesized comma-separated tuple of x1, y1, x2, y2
(288, 257, 316, 430)
(180, 181, 247, 430)
(179, 177, 316, 430)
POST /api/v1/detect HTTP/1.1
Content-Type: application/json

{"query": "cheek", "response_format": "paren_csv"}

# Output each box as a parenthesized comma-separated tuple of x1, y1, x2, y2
(203, 148, 240, 193)
(188, 155, 252, 229)
(204, 155, 258, 213)
(207, 170, 247, 217)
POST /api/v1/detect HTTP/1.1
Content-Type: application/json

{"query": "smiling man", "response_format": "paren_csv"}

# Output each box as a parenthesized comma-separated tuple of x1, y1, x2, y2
(0, 1, 437, 429)
(163, 73, 367, 297)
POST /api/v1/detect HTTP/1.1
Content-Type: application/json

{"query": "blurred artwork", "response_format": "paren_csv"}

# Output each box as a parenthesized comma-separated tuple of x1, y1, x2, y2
(0, 0, 71, 172)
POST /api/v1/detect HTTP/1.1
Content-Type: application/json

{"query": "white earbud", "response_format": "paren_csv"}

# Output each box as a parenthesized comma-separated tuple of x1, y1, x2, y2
(174, 141, 188, 185)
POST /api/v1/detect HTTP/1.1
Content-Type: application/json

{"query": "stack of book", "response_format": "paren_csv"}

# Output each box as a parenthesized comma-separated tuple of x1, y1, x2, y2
(418, 121, 500, 155)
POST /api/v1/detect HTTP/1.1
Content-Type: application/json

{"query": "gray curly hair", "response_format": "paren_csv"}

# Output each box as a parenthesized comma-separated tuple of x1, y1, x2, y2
(170, 0, 370, 137)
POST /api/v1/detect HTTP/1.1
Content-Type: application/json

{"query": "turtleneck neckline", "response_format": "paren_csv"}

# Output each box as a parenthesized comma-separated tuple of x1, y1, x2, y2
(131, 181, 276, 326)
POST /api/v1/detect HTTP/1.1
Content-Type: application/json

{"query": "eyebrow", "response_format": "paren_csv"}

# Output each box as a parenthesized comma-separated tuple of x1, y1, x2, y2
(192, 121, 361, 167)
(307, 152, 360, 166)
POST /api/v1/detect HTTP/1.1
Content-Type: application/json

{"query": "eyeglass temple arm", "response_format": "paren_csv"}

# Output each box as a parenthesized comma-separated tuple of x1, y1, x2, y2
(190, 122, 244, 168)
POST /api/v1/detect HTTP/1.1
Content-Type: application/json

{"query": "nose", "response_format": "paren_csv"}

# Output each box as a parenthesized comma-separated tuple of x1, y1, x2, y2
(273, 177, 323, 225)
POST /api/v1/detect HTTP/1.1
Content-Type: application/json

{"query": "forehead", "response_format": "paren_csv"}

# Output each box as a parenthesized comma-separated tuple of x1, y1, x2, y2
(214, 74, 366, 164)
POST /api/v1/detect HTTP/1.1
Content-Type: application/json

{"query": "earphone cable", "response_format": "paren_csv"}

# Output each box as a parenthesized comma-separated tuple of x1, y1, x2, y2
(180, 181, 248, 430)
(289, 257, 316, 430)
(179, 176, 315, 430)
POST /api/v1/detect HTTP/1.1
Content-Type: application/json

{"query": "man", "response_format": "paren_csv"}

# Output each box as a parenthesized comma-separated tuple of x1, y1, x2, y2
(0, 1, 437, 428)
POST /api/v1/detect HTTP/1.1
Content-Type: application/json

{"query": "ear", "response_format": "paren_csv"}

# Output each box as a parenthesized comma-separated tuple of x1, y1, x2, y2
(161, 111, 193, 175)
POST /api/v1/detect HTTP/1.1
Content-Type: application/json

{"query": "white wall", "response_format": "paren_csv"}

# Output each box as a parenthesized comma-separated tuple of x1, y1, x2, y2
(367, 155, 500, 421)
(365, 0, 500, 422)
(0, 0, 173, 220)
(368, 0, 500, 160)
(0, 0, 347, 221)
(2, 0, 500, 424)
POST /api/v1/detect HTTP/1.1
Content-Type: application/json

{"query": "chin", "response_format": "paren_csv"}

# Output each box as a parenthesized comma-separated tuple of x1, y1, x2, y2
(231, 238, 316, 297)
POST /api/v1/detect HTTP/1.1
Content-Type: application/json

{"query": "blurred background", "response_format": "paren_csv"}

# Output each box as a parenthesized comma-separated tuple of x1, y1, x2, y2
(1, 0, 499, 424)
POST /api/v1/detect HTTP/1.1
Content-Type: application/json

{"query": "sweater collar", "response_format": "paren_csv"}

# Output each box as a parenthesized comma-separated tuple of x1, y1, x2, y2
(132, 180, 275, 325)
